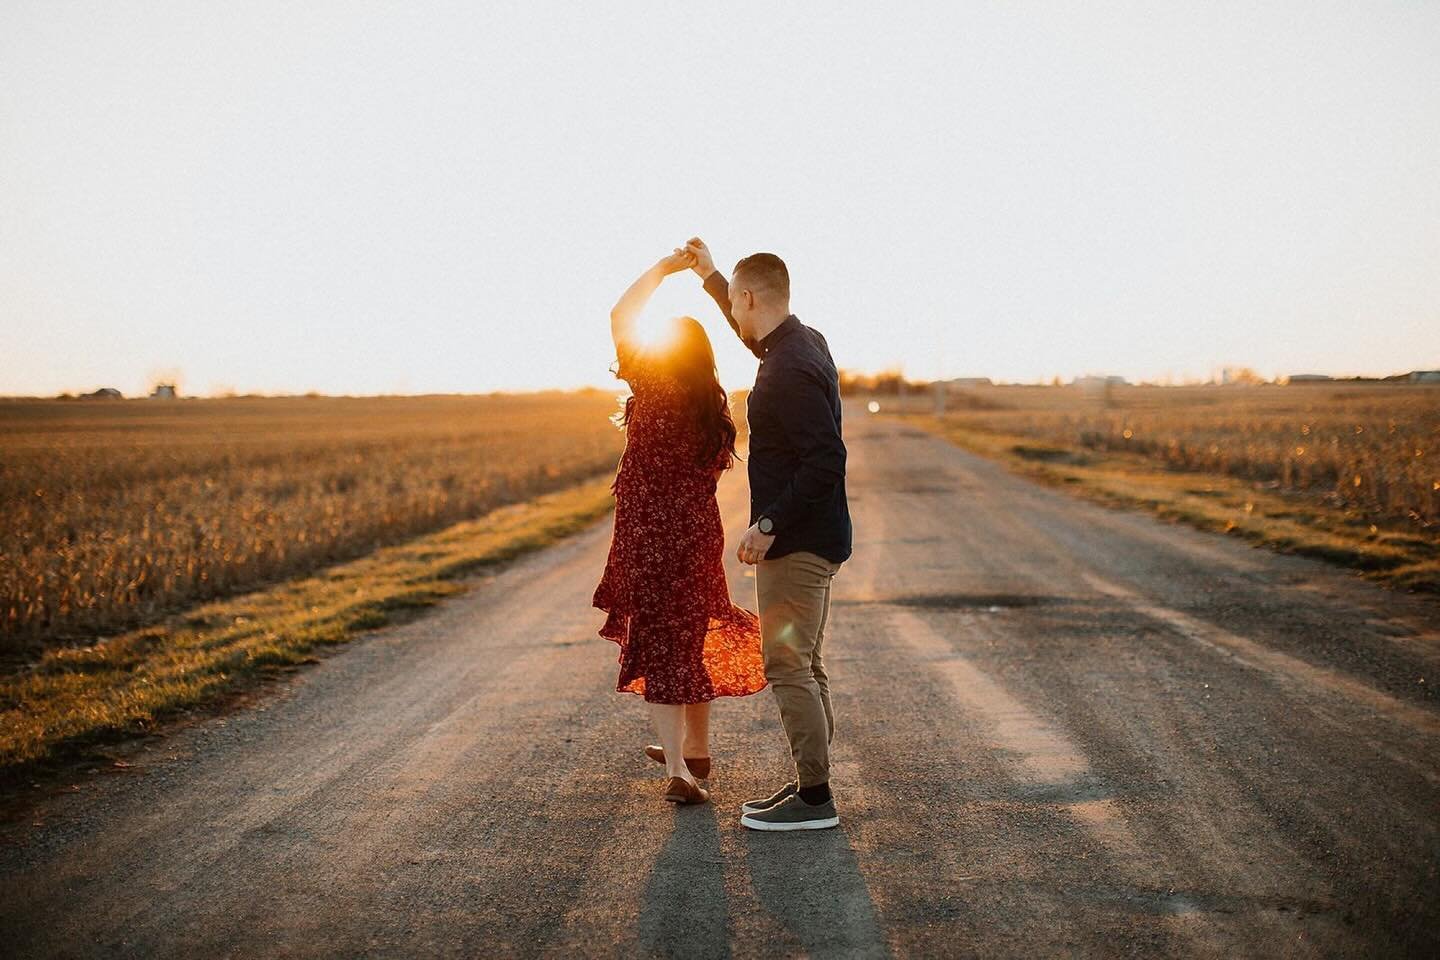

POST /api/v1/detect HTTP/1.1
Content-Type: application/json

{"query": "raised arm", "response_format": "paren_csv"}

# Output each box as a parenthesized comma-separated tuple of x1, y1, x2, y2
(610, 250, 695, 351)
(685, 237, 762, 359)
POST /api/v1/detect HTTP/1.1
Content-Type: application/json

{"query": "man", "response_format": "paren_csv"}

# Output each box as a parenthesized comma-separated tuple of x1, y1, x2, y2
(683, 237, 853, 832)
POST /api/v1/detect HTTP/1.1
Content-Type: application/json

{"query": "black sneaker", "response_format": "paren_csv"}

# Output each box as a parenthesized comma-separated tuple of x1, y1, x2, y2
(741, 781, 798, 815)
(740, 793, 840, 831)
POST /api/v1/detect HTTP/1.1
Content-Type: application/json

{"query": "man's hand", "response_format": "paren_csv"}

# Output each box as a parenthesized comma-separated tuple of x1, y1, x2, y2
(685, 237, 716, 280)
(736, 522, 776, 565)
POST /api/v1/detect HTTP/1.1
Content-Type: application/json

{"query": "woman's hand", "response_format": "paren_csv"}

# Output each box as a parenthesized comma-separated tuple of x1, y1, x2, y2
(658, 248, 697, 275)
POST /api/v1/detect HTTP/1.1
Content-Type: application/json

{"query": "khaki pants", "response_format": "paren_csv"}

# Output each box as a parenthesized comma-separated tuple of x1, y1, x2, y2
(756, 550, 843, 788)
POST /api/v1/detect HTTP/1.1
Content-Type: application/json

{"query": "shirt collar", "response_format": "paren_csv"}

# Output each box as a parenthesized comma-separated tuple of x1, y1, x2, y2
(756, 314, 800, 357)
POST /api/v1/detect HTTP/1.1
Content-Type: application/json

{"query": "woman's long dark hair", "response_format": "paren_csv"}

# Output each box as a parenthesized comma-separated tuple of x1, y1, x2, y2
(612, 316, 739, 471)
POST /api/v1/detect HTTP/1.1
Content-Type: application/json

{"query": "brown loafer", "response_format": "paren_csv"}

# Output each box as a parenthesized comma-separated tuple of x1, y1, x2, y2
(644, 745, 711, 780)
(663, 776, 710, 804)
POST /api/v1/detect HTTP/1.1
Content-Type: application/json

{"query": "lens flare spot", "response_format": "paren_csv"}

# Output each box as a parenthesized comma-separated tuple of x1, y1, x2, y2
(630, 314, 682, 353)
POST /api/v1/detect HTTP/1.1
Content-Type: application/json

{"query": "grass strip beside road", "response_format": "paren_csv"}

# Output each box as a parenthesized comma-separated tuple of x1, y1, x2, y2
(0, 474, 616, 780)
(897, 414, 1440, 595)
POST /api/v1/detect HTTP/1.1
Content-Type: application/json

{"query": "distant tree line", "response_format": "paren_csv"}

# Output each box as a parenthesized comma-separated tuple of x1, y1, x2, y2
(838, 369, 931, 396)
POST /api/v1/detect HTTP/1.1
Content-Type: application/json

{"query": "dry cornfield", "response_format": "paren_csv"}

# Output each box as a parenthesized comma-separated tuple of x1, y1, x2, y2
(1, 392, 637, 652)
(893, 382, 1439, 531)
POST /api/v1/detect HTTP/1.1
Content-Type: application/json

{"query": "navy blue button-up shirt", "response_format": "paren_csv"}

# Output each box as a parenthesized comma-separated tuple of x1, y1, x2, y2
(702, 271, 852, 564)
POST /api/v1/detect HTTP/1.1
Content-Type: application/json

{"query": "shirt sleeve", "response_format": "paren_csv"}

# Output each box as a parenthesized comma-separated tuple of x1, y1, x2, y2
(701, 271, 764, 360)
(758, 363, 846, 534)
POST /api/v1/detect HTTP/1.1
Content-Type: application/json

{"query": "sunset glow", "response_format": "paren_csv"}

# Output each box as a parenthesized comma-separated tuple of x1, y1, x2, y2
(1, 3, 1436, 398)
(628, 312, 687, 357)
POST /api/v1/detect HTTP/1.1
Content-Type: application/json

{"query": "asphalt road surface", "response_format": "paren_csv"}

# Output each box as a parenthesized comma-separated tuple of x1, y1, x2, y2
(3, 407, 1437, 958)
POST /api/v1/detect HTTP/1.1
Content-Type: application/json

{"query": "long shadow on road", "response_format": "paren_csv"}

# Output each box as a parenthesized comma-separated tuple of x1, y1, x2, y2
(741, 824, 891, 958)
(638, 809, 891, 959)
(639, 804, 730, 958)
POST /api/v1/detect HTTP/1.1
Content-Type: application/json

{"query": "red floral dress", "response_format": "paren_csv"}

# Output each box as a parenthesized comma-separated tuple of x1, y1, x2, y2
(591, 340, 768, 704)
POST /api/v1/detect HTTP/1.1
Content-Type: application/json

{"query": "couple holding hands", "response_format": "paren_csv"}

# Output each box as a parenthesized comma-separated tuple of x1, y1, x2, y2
(591, 238, 852, 831)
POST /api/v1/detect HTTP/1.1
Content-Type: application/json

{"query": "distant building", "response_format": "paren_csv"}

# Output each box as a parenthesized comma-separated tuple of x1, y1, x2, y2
(1286, 374, 1333, 384)
(82, 387, 123, 400)
(943, 377, 993, 388)
(150, 383, 178, 399)
(1409, 370, 1440, 383)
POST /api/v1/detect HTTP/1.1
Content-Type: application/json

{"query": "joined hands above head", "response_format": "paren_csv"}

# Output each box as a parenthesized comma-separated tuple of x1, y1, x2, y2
(659, 247, 697, 276)
(683, 237, 716, 281)
(612, 235, 734, 354)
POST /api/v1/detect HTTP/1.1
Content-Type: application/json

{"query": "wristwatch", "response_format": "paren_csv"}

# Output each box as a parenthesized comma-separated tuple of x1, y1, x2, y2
(757, 516, 775, 535)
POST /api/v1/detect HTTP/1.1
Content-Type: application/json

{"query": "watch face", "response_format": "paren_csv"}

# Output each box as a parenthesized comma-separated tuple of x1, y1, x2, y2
(759, 517, 773, 534)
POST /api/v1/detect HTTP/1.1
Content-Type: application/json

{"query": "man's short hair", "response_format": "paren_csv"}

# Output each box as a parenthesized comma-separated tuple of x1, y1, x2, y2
(733, 252, 789, 303)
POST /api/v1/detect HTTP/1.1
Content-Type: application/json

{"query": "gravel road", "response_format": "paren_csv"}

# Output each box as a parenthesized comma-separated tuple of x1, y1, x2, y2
(3, 407, 1437, 958)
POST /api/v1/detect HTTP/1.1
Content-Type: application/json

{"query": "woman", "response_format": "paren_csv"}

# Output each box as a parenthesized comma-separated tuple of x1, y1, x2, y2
(591, 249, 768, 806)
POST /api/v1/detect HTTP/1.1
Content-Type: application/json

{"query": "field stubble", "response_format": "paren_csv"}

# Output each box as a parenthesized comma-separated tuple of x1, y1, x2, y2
(903, 383, 1436, 526)
(1, 392, 640, 653)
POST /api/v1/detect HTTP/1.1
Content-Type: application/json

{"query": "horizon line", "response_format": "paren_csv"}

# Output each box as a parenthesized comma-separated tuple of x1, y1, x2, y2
(5, 366, 1438, 402)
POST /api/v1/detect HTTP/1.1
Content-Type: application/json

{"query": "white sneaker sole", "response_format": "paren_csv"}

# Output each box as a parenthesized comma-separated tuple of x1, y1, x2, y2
(739, 813, 840, 831)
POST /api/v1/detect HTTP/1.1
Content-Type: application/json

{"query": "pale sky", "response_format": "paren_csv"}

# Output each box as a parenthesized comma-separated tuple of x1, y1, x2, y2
(3, 1, 1437, 398)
